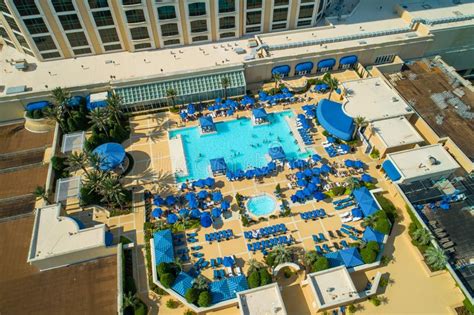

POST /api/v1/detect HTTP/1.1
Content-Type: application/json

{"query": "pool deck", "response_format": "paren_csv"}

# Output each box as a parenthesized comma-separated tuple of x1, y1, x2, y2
(168, 134, 189, 178)
(284, 115, 310, 152)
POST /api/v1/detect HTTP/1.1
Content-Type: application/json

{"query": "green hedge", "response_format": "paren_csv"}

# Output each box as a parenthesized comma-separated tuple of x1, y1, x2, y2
(259, 269, 272, 286)
(198, 291, 211, 307)
(312, 257, 330, 272)
(185, 288, 200, 304)
(248, 270, 261, 289)
(160, 273, 176, 288)
(360, 241, 379, 264)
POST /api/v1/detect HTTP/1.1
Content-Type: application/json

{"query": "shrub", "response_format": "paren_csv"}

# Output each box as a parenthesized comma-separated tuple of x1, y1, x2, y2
(369, 296, 381, 306)
(348, 304, 356, 314)
(370, 148, 380, 159)
(51, 156, 69, 178)
(134, 302, 147, 315)
(32, 109, 44, 119)
(184, 288, 200, 304)
(365, 241, 380, 253)
(374, 216, 391, 235)
(312, 257, 330, 272)
(379, 277, 389, 288)
(463, 298, 474, 315)
(241, 215, 249, 227)
(248, 270, 261, 289)
(79, 186, 101, 207)
(375, 194, 398, 223)
(160, 272, 176, 288)
(259, 269, 272, 286)
(332, 186, 346, 196)
(360, 247, 377, 264)
(197, 291, 211, 307)
(265, 253, 276, 267)
(322, 130, 330, 137)
(183, 309, 197, 315)
(157, 262, 171, 278)
(166, 299, 179, 309)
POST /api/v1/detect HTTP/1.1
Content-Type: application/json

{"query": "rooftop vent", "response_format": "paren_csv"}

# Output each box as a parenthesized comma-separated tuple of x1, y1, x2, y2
(428, 156, 440, 165)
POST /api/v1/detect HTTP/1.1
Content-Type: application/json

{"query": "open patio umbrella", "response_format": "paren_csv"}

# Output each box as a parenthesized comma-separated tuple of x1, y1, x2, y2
(290, 195, 298, 203)
(344, 159, 354, 168)
(354, 160, 365, 169)
(188, 198, 198, 208)
(221, 200, 230, 210)
(187, 103, 196, 115)
(179, 112, 187, 120)
(312, 154, 322, 162)
(212, 191, 223, 202)
(314, 191, 326, 201)
(304, 169, 313, 177)
(211, 207, 221, 218)
(310, 176, 321, 185)
(152, 208, 163, 218)
(165, 195, 177, 206)
(295, 190, 305, 199)
(361, 174, 373, 183)
(185, 192, 196, 201)
(297, 179, 307, 187)
(245, 169, 256, 179)
(226, 109, 234, 116)
(197, 190, 208, 199)
(190, 208, 202, 219)
(223, 256, 235, 267)
(167, 213, 178, 224)
(200, 212, 212, 228)
(311, 168, 321, 176)
(296, 171, 305, 179)
(321, 164, 331, 173)
(204, 177, 215, 187)
(153, 196, 165, 206)
(193, 179, 206, 188)
(307, 183, 317, 192)
(180, 183, 187, 191)
(179, 208, 189, 218)
(303, 187, 312, 197)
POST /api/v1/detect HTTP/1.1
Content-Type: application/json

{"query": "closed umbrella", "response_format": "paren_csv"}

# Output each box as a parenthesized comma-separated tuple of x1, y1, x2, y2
(167, 213, 178, 224)
(152, 208, 163, 218)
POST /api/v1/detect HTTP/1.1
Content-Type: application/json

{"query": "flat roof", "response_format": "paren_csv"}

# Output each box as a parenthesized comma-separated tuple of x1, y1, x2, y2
(237, 283, 287, 315)
(28, 204, 106, 261)
(371, 116, 424, 148)
(308, 265, 359, 308)
(342, 77, 412, 121)
(387, 144, 460, 180)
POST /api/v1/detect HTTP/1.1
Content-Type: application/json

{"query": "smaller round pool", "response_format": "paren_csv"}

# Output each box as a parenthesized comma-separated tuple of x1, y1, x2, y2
(246, 194, 277, 217)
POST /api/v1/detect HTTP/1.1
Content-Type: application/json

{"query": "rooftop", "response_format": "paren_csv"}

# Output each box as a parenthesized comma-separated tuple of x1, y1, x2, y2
(308, 265, 359, 308)
(386, 144, 460, 181)
(342, 77, 412, 121)
(237, 283, 287, 315)
(370, 116, 424, 148)
(28, 204, 106, 261)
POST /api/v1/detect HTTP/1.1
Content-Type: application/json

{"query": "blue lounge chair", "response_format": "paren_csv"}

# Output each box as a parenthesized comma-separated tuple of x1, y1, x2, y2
(217, 257, 223, 265)
(349, 235, 359, 241)
(187, 232, 198, 237)
(205, 234, 211, 242)
(313, 235, 320, 243)
(213, 269, 219, 280)
(210, 258, 216, 268)
(316, 245, 323, 254)
(341, 240, 349, 248)
(247, 244, 253, 251)
(323, 244, 331, 252)
(319, 233, 326, 241)
(191, 246, 202, 251)
(192, 252, 204, 258)
(201, 260, 209, 268)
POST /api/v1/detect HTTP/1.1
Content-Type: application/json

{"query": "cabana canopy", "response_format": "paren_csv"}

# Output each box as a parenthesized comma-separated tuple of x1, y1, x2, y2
(316, 99, 354, 141)
(171, 272, 194, 297)
(352, 187, 380, 217)
(26, 101, 49, 111)
(339, 55, 358, 65)
(87, 92, 108, 110)
(210, 158, 227, 174)
(317, 58, 336, 69)
(153, 229, 175, 264)
(268, 146, 286, 160)
(67, 95, 84, 107)
(382, 160, 402, 181)
(271, 65, 290, 76)
(252, 108, 268, 119)
(92, 142, 126, 171)
(325, 247, 364, 268)
(362, 227, 385, 243)
(295, 61, 313, 73)
(199, 116, 215, 131)
(209, 275, 248, 304)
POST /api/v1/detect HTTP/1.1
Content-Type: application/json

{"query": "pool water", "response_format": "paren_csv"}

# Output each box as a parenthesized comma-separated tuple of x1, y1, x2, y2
(247, 195, 276, 216)
(169, 111, 311, 182)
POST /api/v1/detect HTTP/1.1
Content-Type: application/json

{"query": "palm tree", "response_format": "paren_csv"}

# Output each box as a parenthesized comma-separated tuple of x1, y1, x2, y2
(413, 228, 432, 246)
(66, 151, 89, 175)
(106, 93, 124, 125)
(122, 292, 139, 310)
(247, 258, 265, 274)
(98, 175, 126, 209)
(84, 170, 105, 193)
(323, 73, 339, 100)
(192, 275, 209, 291)
(221, 77, 230, 100)
(362, 214, 377, 228)
(303, 250, 320, 267)
(33, 186, 50, 204)
(273, 244, 292, 266)
(424, 246, 447, 270)
(43, 105, 67, 131)
(88, 108, 110, 137)
(344, 177, 361, 191)
(51, 86, 71, 111)
(88, 152, 103, 170)
(166, 88, 178, 108)
(273, 73, 282, 89)
(353, 116, 367, 139)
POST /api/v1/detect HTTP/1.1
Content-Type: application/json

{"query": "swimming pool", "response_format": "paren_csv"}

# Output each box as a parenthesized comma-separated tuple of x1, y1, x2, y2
(246, 194, 277, 217)
(169, 110, 311, 182)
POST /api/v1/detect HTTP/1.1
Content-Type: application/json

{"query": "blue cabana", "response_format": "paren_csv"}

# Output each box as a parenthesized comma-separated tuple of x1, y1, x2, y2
(339, 55, 358, 65)
(252, 108, 268, 119)
(199, 116, 216, 133)
(171, 272, 194, 297)
(26, 101, 50, 111)
(152, 208, 163, 218)
(209, 275, 248, 304)
(353, 187, 380, 217)
(317, 58, 336, 70)
(295, 61, 313, 73)
(190, 208, 202, 219)
(325, 247, 364, 268)
(316, 99, 355, 141)
(92, 142, 126, 171)
(362, 227, 385, 244)
(167, 213, 179, 224)
(212, 191, 223, 202)
(211, 207, 221, 218)
(272, 65, 291, 76)
(153, 229, 174, 264)
(200, 212, 213, 228)
(210, 158, 227, 175)
(382, 160, 401, 181)
(268, 146, 286, 161)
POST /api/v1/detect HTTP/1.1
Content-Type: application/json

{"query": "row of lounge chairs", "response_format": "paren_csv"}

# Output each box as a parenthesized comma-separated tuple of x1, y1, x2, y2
(312, 233, 327, 243)
(247, 235, 293, 253)
(296, 115, 314, 145)
(324, 144, 350, 158)
(205, 229, 233, 242)
(300, 209, 327, 221)
(243, 224, 287, 239)
(315, 240, 351, 254)
(213, 266, 242, 280)
(333, 197, 353, 206)
(194, 258, 209, 270)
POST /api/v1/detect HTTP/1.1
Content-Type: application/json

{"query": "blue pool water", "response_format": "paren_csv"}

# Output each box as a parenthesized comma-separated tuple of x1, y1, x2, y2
(247, 195, 276, 216)
(169, 111, 311, 182)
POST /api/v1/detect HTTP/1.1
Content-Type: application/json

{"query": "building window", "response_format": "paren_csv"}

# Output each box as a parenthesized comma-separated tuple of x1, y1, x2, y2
(66, 32, 88, 47)
(272, 23, 286, 30)
(299, 5, 314, 19)
(161, 23, 179, 37)
(33, 35, 57, 51)
(88, 0, 109, 9)
(192, 35, 208, 42)
(274, 0, 289, 5)
(23, 18, 48, 34)
(4, 16, 20, 32)
(134, 42, 151, 49)
(246, 0, 262, 9)
(188, 2, 206, 17)
(4, 40, 16, 47)
(73, 47, 91, 55)
(13, 0, 39, 16)
(122, 0, 141, 5)
(104, 43, 122, 51)
(14, 33, 29, 49)
(157, 6, 176, 20)
(58, 14, 82, 30)
(0, 0, 11, 14)
(273, 8, 288, 22)
(246, 26, 261, 33)
(190, 20, 207, 33)
(220, 32, 235, 38)
(0, 26, 11, 40)
(51, 0, 75, 12)
(375, 54, 395, 65)
(219, 16, 235, 30)
(246, 11, 261, 25)
(98, 28, 119, 43)
(218, 0, 235, 13)
(41, 51, 61, 59)
(317, 0, 325, 14)
(297, 20, 312, 27)
(163, 39, 180, 45)
(125, 9, 145, 23)
(24, 49, 34, 56)
(130, 26, 149, 40)
(92, 10, 114, 27)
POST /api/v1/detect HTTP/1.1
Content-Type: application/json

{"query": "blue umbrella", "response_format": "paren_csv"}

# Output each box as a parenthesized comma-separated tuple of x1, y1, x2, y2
(344, 159, 354, 167)
(245, 169, 255, 179)
(304, 169, 313, 177)
(297, 179, 307, 187)
(167, 213, 178, 224)
(303, 187, 312, 197)
(190, 208, 202, 219)
(200, 213, 212, 228)
(188, 198, 198, 208)
(310, 177, 321, 185)
(197, 190, 208, 199)
(221, 200, 230, 210)
(312, 154, 322, 162)
(153, 196, 165, 206)
(223, 256, 235, 267)
(327, 137, 335, 143)
(211, 207, 221, 218)
(152, 208, 162, 218)
(185, 192, 196, 201)
(311, 168, 321, 175)
(226, 109, 234, 116)
(361, 174, 373, 183)
(193, 179, 205, 188)
(354, 160, 365, 169)
(212, 191, 223, 202)
(179, 208, 189, 218)
(314, 191, 326, 201)
(180, 183, 187, 190)
(92, 142, 126, 171)
(187, 103, 196, 115)
(295, 190, 305, 199)
(296, 172, 305, 179)
(307, 183, 316, 192)
(204, 177, 215, 187)
(321, 164, 331, 173)
(180, 112, 187, 120)
(165, 195, 176, 206)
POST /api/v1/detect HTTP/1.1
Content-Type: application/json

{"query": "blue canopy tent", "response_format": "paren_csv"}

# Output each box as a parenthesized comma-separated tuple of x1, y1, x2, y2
(268, 146, 286, 161)
(212, 191, 223, 202)
(26, 101, 50, 111)
(351, 208, 363, 219)
(171, 272, 194, 297)
(199, 116, 216, 133)
(200, 212, 213, 228)
(352, 187, 380, 217)
(271, 65, 291, 76)
(317, 58, 336, 71)
(211, 207, 221, 218)
(209, 276, 249, 304)
(325, 247, 364, 268)
(295, 61, 313, 74)
(167, 213, 179, 224)
(252, 108, 268, 123)
(362, 227, 385, 244)
(152, 208, 163, 218)
(153, 229, 175, 264)
(210, 158, 227, 175)
(92, 142, 126, 171)
(190, 208, 202, 219)
(339, 55, 358, 66)
(316, 99, 355, 141)
(382, 160, 402, 181)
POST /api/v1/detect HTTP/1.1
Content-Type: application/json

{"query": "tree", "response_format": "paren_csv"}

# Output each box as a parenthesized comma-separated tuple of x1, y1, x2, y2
(83, 169, 105, 193)
(88, 152, 103, 170)
(122, 291, 139, 310)
(412, 228, 432, 246)
(273, 73, 282, 89)
(304, 250, 319, 267)
(166, 88, 178, 108)
(43, 105, 67, 131)
(353, 116, 367, 139)
(247, 258, 265, 274)
(344, 177, 361, 191)
(424, 246, 447, 270)
(192, 275, 209, 291)
(362, 214, 377, 228)
(259, 268, 272, 286)
(106, 92, 124, 125)
(157, 262, 171, 278)
(272, 244, 292, 266)
(88, 108, 110, 137)
(322, 73, 339, 100)
(185, 288, 200, 304)
(360, 247, 377, 264)
(312, 257, 329, 272)
(160, 272, 176, 288)
(98, 175, 127, 209)
(33, 186, 50, 204)
(51, 86, 71, 115)
(221, 77, 230, 100)
(197, 291, 211, 307)
(248, 270, 261, 288)
(66, 151, 89, 175)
